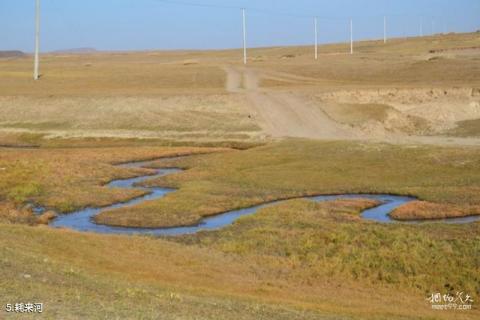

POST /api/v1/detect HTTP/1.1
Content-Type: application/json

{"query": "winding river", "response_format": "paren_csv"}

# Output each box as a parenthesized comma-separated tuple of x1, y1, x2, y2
(39, 158, 480, 236)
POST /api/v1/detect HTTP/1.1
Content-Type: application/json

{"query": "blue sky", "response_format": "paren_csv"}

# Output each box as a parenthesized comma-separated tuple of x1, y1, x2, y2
(1, 0, 479, 52)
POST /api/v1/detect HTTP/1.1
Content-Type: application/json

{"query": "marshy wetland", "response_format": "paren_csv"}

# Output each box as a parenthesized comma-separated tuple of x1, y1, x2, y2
(43, 153, 480, 236)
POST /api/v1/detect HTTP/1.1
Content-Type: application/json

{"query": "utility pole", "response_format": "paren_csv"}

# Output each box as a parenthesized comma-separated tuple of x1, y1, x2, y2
(420, 16, 423, 37)
(314, 17, 318, 60)
(431, 19, 435, 35)
(34, 0, 40, 80)
(242, 8, 247, 65)
(384, 16, 387, 44)
(350, 19, 353, 54)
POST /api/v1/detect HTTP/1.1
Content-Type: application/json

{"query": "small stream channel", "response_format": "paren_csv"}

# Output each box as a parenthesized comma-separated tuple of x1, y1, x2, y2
(38, 158, 480, 236)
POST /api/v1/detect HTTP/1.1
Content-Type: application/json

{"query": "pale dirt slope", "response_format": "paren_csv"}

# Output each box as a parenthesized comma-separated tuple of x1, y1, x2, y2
(223, 65, 480, 146)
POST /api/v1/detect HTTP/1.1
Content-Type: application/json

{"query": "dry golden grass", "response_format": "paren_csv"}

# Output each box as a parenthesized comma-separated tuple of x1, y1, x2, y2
(321, 103, 392, 125)
(0, 54, 228, 96)
(0, 94, 262, 142)
(177, 199, 480, 315)
(319, 103, 433, 136)
(253, 33, 480, 89)
(391, 201, 480, 220)
(0, 131, 262, 150)
(0, 49, 264, 143)
(0, 202, 37, 225)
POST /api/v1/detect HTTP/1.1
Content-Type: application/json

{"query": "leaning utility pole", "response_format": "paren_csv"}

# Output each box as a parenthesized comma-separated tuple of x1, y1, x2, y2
(350, 19, 353, 54)
(384, 16, 387, 44)
(34, 0, 40, 80)
(242, 8, 247, 65)
(314, 17, 318, 60)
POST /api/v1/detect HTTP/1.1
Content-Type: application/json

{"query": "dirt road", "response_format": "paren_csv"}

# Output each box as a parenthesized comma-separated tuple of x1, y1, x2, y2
(223, 66, 355, 140)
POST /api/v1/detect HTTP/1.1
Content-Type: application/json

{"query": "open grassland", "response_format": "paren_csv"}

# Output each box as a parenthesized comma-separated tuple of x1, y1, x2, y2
(0, 55, 228, 96)
(1, 33, 479, 96)
(0, 131, 262, 150)
(1, 199, 479, 319)
(94, 140, 480, 227)
(0, 33, 479, 144)
(0, 94, 262, 143)
(253, 33, 480, 89)
(0, 51, 262, 143)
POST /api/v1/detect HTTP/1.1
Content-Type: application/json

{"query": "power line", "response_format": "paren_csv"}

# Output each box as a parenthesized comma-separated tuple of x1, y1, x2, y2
(31, 0, 465, 78)
(150, 0, 427, 22)
(151, 0, 316, 19)
(151, 0, 239, 10)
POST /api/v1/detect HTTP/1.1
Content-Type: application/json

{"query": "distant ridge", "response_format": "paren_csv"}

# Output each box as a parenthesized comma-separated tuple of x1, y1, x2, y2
(0, 50, 25, 58)
(52, 48, 98, 54)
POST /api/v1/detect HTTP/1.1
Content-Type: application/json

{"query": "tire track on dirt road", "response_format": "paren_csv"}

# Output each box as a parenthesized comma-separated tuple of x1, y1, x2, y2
(223, 66, 355, 139)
